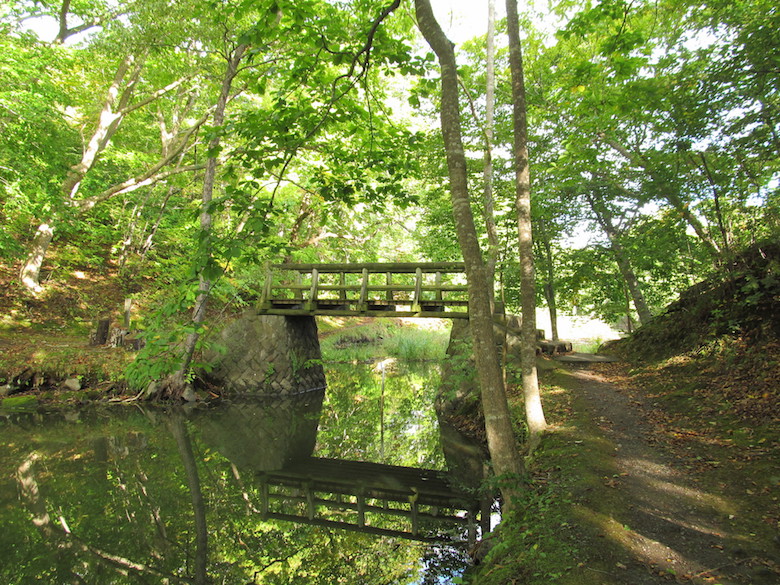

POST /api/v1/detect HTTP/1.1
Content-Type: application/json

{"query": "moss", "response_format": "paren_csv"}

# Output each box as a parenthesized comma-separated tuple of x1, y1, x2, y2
(1, 395, 38, 411)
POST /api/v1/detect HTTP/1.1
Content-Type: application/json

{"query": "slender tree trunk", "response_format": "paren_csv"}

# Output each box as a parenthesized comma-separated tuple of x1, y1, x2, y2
(415, 0, 524, 505)
(170, 44, 247, 396)
(482, 0, 499, 295)
(537, 221, 559, 341)
(505, 0, 547, 448)
(600, 134, 722, 261)
(586, 192, 653, 325)
(19, 222, 55, 292)
(18, 54, 194, 292)
(19, 54, 140, 291)
(697, 152, 732, 260)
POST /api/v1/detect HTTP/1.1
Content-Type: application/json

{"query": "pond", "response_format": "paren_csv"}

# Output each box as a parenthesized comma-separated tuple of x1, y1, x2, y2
(0, 362, 488, 584)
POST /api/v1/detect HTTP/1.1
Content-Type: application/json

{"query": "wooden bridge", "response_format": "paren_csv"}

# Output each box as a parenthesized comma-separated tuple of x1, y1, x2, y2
(257, 456, 491, 544)
(257, 262, 472, 319)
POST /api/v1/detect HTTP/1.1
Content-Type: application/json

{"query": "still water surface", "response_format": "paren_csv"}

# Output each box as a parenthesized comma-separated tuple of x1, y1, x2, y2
(1, 363, 476, 584)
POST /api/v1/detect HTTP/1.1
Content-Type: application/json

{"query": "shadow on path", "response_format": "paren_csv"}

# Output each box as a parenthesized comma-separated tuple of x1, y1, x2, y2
(563, 363, 779, 585)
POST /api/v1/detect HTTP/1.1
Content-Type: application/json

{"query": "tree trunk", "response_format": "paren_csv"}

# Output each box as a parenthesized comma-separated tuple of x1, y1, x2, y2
(586, 192, 653, 325)
(505, 0, 547, 448)
(169, 44, 247, 397)
(482, 0, 499, 296)
(541, 247, 559, 342)
(19, 221, 55, 292)
(415, 0, 524, 506)
(169, 415, 208, 585)
(18, 54, 195, 292)
(600, 134, 722, 261)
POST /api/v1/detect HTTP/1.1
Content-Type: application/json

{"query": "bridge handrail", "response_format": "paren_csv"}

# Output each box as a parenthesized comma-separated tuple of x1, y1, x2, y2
(259, 262, 469, 318)
(272, 262, 465, 274)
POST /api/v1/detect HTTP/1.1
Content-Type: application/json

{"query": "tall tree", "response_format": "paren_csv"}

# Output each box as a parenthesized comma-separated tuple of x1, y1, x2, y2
(505, 0, 546, 446)
(414, 0, 524, 504)
(166, 41, 248, 399)
(482, 0, 499, 294)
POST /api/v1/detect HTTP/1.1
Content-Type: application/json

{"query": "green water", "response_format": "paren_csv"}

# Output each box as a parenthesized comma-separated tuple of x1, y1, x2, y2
(0, 363, 472, 584)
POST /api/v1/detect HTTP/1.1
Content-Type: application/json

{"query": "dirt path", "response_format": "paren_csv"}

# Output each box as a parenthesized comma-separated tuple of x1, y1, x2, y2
(562, 362, 779, 585)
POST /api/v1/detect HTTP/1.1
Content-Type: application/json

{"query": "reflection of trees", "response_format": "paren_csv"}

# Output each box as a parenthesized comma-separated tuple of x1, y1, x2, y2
(16, 451, 191, 583)
(169, 414, 208, 585)
(318, 364, 443, 468)
(4, 364, 471, 584)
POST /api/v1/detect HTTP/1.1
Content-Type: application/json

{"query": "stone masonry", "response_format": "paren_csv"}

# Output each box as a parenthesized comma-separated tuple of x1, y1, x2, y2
(206, 311, 326, 395)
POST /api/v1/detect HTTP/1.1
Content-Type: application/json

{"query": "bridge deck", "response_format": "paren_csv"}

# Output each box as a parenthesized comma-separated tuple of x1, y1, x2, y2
(257, 262, 471, 319)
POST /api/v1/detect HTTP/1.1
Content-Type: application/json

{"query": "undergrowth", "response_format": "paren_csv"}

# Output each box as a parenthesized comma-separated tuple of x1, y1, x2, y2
(465, 368, 620, 585)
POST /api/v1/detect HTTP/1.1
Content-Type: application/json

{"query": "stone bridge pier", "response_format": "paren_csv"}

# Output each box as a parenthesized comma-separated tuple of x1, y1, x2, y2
(204, 310, 326, 395)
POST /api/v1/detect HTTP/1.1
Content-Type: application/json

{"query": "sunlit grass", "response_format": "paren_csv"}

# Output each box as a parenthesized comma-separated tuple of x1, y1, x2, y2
(319, 320, 450, 363)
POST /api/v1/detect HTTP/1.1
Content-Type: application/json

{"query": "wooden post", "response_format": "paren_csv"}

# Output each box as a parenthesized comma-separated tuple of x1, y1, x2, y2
(339, 272, 347, 302)
(412, 267, 423, 312)
(435, 271, 443, 302)
(91, 319, 110, 346)
(123, 298, 133, 328)
(410, 497, 419, 536)
(260, 477, 269, 518)
(385, 272, 393, 304)
(306, 482, 315, 520)
(306, 268, 319, 311)
(357, 490, 366, 527)
(358, 268, 369, 311)
(259, 263, 273, 308)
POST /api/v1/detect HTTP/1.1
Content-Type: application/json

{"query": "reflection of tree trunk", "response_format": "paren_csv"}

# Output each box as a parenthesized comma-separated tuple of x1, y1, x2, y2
(506, 0, 546, 447)
(169, 415, 208, 585)
(586, 193, 653, 325)
(415, 0, 524, 507)
(17, 451, 184, 582)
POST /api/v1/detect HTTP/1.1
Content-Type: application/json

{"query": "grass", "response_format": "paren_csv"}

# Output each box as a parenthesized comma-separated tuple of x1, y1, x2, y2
(467, 367, 623, 585)
(318, 318, 450, 363)
(0, 330, 133, 397)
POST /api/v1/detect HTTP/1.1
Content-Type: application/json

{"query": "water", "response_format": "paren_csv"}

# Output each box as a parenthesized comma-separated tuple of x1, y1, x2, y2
(0, 363, 477, 584)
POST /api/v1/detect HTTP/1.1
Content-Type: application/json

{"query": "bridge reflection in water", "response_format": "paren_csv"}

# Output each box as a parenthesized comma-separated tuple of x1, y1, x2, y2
(199, 387, 492, 545)
(258, 457, 491, 544)
(2, 362, 486, 583)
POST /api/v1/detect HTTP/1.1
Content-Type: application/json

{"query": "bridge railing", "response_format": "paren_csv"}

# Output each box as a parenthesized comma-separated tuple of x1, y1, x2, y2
(257, 262, 470, 318)
(256, 457, 490, 544)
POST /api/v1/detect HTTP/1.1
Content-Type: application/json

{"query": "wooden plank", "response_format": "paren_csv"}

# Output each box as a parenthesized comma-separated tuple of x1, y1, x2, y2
(272, 262, 465, 273)
(261, 308, 470, 319)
